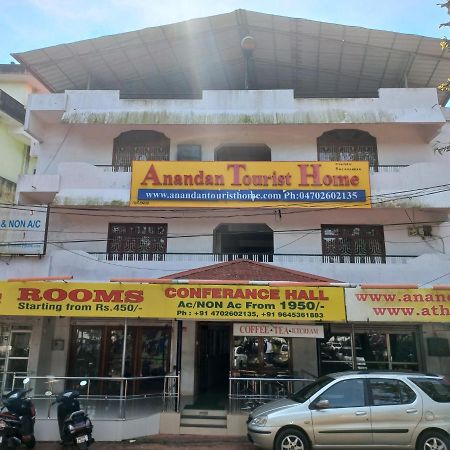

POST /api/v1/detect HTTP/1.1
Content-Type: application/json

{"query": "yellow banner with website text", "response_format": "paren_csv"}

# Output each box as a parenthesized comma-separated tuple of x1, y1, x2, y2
(0, 282, 345, 322)
(346, 288, 450, 322)
(130, 161, 371, 208)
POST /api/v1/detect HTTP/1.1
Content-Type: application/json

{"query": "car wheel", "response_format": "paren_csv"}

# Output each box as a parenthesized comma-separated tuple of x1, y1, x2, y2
(417, 430, 449, 450)
(275, 428, 310, 450)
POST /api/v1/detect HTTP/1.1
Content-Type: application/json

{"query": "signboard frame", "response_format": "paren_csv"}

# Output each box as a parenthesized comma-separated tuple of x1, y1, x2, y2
(0, 281, 346, 322)
(130, 160, 371, 208)
(0, 205, 49, 256)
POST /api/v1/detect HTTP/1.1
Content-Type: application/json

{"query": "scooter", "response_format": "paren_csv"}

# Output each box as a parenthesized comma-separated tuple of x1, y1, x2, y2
(0, 379, 36, 449)
(48, 381, 93, 449)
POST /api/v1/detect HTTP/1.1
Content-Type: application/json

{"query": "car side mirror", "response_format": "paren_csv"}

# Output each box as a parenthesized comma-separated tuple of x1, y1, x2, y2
(314, 399, 330, 409)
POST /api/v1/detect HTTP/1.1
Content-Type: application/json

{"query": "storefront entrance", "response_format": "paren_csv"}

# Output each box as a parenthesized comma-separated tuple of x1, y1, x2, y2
(319, 325, 421, 375)
(68, 322, 171, 395)
(196, 323, 230, 399)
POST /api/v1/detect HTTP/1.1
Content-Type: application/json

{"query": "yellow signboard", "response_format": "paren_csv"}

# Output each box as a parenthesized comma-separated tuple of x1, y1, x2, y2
(346, 288, 450, 323)
(130, 161, 371, 208)
(0, 282, 346, 322)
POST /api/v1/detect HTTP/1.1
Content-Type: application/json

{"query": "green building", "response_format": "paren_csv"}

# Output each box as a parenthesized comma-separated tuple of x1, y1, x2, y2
(0, 64, 46, 203)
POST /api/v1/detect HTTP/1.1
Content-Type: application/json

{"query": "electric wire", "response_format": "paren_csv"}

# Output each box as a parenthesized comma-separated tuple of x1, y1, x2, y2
(1, 177, 449, 284)
(1, 181, 450, 219)
(3, 225, 450, 247)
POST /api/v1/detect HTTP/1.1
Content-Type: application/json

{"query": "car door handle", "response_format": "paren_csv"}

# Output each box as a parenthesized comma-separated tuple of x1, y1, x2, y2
(406, 409, 418, 414)
(355, 411, 367, 416)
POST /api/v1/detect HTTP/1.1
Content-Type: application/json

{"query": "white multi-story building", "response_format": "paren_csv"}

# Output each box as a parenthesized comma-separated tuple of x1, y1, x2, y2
(1, 10, 450, 440)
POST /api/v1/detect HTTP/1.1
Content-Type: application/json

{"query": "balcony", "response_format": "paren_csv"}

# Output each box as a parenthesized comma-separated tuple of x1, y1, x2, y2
(0, 89, 25, 124)
(45, 250, 449, 286)
(54, 163, 131, 206)
(371, 162, 450, 209)
(89, 252, 414, 265)
(16, 161, 450, 210)
(97, 164, 408, 174)
(16, 173, 60, 204)
(28, 88, 445, 127)
(59, 163, 408, 207)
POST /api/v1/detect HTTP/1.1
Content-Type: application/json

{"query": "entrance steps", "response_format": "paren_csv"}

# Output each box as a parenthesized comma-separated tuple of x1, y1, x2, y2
(180, 408, 227, 434)
(160, 409, 247, 436)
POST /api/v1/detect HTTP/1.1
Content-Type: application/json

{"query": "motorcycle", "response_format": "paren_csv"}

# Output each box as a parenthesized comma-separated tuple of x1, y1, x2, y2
(48, 381, 93, 449)
(0, 379, 36, 449)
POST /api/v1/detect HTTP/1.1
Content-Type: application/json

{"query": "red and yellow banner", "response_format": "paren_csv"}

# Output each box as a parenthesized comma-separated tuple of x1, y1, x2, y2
(0, 281, 346, 322)
(346, 288, 450, 323)
(130, 161, 371, 208)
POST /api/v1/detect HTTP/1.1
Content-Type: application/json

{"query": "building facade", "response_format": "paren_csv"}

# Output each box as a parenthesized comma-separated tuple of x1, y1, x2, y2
(1, 10, 450, 441)
(0, 64, 46, 202)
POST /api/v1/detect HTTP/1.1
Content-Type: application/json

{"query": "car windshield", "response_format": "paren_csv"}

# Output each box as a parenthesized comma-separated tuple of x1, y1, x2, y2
(290, 376, 333, 403)
(409, 377, 450, 403)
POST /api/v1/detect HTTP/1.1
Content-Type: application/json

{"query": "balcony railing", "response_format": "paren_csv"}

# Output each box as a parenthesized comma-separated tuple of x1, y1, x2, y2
(0, 89, 25, 124)
(370, 165, 408, 173)
(95, 164, 132, 172)
(94, 164, 409, 173)
(229, 375, 314, 413)
(10, 373, 180, 420)
(87, 252, 417, 264)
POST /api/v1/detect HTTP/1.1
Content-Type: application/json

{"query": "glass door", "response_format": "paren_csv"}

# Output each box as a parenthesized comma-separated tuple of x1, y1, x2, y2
(389, 333, 419, 371)
(104, 327, 135, 395)
(355, 331, 419, 371)
(319, 328, 420, 375)
(0, 325, 31, 393)
(68, 326, 102, 392)
(0, 325, 9, 393)
(355, 332, 389, 370)
(135, 328, 170, 394)
(68, 324, 171, 395)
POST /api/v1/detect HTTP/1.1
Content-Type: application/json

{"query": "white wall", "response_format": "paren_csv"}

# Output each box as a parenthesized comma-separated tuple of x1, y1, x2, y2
(180, 321, 196, 396)
(45, 206, 446, 257)
(422, 324, 450, 377)
(29, 121, 444, 175)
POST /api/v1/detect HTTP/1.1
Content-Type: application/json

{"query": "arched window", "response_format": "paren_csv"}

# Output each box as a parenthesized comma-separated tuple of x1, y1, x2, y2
(317, 130, 378, 171)
(215, 144, 271, 161)
(112, 130, 170, 171)
(213, 223, 274, 262)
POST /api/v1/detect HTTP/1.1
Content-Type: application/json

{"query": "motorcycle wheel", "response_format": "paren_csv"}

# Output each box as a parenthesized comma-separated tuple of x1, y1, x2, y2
(25, 435, 36, 449)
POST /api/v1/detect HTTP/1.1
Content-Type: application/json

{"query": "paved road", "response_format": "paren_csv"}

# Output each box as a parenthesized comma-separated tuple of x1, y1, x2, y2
(32, 435, 254, 450)
(31, 436, 407, 450)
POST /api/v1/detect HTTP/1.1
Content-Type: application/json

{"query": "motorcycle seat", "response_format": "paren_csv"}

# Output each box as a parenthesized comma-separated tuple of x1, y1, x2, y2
(67, 410, 86, 421)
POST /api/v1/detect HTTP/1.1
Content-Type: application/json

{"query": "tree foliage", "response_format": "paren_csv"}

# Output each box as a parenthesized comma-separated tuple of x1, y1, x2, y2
(438, 2, 450, 91)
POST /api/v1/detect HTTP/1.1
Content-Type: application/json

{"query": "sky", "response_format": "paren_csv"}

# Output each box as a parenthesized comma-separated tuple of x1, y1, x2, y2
(0, 0, 448, 64)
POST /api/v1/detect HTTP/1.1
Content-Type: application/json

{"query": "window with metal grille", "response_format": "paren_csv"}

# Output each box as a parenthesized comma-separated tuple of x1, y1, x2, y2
(317, 130, 378, 171)
(107, 223, 168, 261)
(321, 225, 386, 263)
(112, 131, 170, 172)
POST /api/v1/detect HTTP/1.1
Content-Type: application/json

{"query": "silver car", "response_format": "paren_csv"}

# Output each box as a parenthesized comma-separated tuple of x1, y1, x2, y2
(247, 371, 450, 450)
